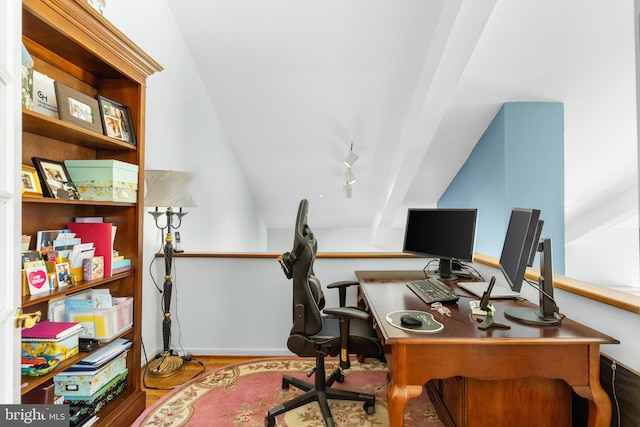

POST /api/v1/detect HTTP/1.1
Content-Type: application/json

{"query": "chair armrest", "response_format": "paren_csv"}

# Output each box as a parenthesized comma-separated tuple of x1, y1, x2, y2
(323, 306, 370, 322)
(323, 306, 372, 370)
(327, 280, 359, 289)
(327, 280, 359, 307)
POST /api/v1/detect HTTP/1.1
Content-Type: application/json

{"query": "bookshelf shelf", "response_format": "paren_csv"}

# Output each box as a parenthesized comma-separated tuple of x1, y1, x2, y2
(22, 197, 136, 207)
(22, 109, 137, 152)
(20, 325, 134, 395)
(22, 271, 134, 308)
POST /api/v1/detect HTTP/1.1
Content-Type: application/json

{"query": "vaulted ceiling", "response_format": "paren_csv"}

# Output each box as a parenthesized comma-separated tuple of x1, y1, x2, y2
(166, 0, 637, 242)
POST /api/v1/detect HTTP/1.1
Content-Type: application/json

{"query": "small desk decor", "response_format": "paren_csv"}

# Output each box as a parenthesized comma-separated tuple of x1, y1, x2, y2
(53, 81, 103, 133)
(32, 157, 81, 200)
(97, 95, 136, 145)
(21, 164, 43, 198)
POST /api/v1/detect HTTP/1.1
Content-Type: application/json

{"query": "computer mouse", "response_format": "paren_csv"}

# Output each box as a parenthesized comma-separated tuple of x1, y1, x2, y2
(400, 313, 422, 326)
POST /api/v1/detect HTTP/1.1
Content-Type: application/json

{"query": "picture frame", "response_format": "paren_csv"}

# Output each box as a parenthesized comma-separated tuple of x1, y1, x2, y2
(31, 157, 82, 200)
(53, 81, 103, 134)
(96, 95, 137, 145)
(55, 262, 71, 287)
(36, 229, 66, 253)
(21, 164, 43, 198)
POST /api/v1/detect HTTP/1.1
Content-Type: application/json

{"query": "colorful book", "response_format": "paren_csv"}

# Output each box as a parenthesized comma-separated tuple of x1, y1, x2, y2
(22, 321, 82, 340)
(111, 258, 131, 270)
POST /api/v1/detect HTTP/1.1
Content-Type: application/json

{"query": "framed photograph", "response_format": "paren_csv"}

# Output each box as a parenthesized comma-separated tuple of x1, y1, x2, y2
(21, 164, 43, 198)
(31, 157, 82, 200)
(53, 81, 103, 133)
(97, 96, 137, 145)
(55, 262, 71, 287)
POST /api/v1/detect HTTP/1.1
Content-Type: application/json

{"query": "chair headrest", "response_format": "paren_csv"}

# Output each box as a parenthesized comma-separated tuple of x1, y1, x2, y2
(278, 199, 314, 279)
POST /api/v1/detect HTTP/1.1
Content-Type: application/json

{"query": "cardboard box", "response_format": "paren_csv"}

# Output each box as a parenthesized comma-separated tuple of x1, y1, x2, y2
(53, 351, 127, 397)
(64, 160, 138, 202)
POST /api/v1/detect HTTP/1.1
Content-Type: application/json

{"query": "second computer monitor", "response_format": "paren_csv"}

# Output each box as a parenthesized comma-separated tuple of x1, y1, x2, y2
(403, 208, 478, 280)
(499, 208, 541, 292)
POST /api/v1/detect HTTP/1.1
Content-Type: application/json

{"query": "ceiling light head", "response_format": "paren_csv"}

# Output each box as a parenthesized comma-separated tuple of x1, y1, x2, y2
(344, 168, 356, 185)
(344, 150, 358, 168)
(343, 183, 353, 198)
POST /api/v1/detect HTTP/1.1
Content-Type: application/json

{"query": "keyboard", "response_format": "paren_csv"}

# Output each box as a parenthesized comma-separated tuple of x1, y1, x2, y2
(406, 277, 460, 304)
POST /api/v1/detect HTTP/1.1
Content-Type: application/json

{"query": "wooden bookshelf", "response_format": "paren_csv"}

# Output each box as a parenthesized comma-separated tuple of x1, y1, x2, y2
(20, 1, 162, 425)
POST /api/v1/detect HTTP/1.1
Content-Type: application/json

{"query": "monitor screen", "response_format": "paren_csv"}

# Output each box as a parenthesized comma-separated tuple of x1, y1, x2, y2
(499, 208, 541, 292)
(402, 208, 478, 279)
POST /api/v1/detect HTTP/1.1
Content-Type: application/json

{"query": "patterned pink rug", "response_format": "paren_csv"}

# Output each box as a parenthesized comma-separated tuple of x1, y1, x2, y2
(133, 357, 445, 427)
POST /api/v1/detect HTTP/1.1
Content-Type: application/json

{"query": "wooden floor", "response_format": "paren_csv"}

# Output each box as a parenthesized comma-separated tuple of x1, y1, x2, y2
(141, 355, 262, 408)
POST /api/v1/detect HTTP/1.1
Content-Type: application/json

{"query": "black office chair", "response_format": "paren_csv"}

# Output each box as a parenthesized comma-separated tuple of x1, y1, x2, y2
(265, 199, 382, 427)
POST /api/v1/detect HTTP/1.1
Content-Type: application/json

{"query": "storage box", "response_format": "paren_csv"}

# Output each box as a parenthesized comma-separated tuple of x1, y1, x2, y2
(53, 351, 128, 397)
(65, 370, 128, 417)
(64, 160, 138, 202)
(21, 332, 80, 362)
(63, 297, 133, 341)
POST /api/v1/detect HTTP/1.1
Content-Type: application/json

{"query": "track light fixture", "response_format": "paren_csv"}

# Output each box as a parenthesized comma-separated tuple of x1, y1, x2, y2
(343, 142, 358, 198)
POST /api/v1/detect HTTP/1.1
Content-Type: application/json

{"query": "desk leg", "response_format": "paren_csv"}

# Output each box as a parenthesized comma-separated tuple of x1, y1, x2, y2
(573, 345, 612, 427)
(387, 345, 424, 427)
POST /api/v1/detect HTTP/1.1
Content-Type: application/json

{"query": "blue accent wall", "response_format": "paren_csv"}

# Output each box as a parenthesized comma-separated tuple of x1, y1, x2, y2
(439, 102, 565, 273)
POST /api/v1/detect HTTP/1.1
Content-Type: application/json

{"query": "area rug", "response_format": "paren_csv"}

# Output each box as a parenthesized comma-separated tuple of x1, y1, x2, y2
(132, 357, 445, 427)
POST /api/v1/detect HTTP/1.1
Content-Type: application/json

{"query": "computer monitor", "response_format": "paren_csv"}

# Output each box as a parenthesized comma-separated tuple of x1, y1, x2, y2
(402, 208, 478, 280)
(500, 209, 559, 326)
(498, 208, 541, 292)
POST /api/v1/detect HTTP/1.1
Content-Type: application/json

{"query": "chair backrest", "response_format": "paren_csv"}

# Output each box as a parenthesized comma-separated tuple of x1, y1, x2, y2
(280, 199, 324, 338)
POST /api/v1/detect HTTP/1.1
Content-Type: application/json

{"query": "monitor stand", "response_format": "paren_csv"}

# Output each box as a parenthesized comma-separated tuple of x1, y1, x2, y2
(436, 258, 457, 281)
(504, 307, 560, 326)
(504, 238, 560, 326)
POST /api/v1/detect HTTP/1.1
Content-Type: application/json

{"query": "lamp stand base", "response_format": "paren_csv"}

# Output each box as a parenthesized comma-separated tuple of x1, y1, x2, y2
(148, 351, 184, 377)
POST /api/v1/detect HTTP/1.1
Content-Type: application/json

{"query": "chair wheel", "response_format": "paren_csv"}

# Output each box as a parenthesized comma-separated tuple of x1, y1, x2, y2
(281, 378, 289, 389)
(265, 415, 276, 426)
(336, 373, 345, 383)
(364, 402, 375, 415)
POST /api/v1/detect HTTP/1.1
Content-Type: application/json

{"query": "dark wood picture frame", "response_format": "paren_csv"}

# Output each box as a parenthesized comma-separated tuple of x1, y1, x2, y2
(21, 164, 43, 198)
(97, 95, 137, 145)
(31, 157, 82, 200)
(53, 81, 103, 133)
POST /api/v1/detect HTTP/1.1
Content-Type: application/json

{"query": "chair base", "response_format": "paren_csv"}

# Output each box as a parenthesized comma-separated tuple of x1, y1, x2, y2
(265, 357, 376, 427)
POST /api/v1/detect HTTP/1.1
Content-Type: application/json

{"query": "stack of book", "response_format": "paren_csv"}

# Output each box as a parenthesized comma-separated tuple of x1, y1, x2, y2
(21, 321, 83, 371)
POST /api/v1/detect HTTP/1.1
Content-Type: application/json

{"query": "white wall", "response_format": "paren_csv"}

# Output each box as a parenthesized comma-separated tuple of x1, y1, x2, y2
(268, 226, 405, 252)
(104, 0, 268, 359)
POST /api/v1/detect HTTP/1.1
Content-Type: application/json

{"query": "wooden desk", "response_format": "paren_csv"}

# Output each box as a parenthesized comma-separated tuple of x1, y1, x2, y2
(355, 270, 618, 427)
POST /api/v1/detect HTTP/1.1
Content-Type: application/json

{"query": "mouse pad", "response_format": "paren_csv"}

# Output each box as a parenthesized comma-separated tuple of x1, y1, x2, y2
(386, 310, 444, 333)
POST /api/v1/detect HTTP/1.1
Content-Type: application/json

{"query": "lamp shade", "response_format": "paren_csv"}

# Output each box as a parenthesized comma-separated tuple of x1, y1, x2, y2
(144, 170, 197, 207)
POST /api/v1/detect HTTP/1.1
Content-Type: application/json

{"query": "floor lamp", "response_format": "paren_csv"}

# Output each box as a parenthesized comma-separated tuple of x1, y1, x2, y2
(144, 170, 196, 377)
